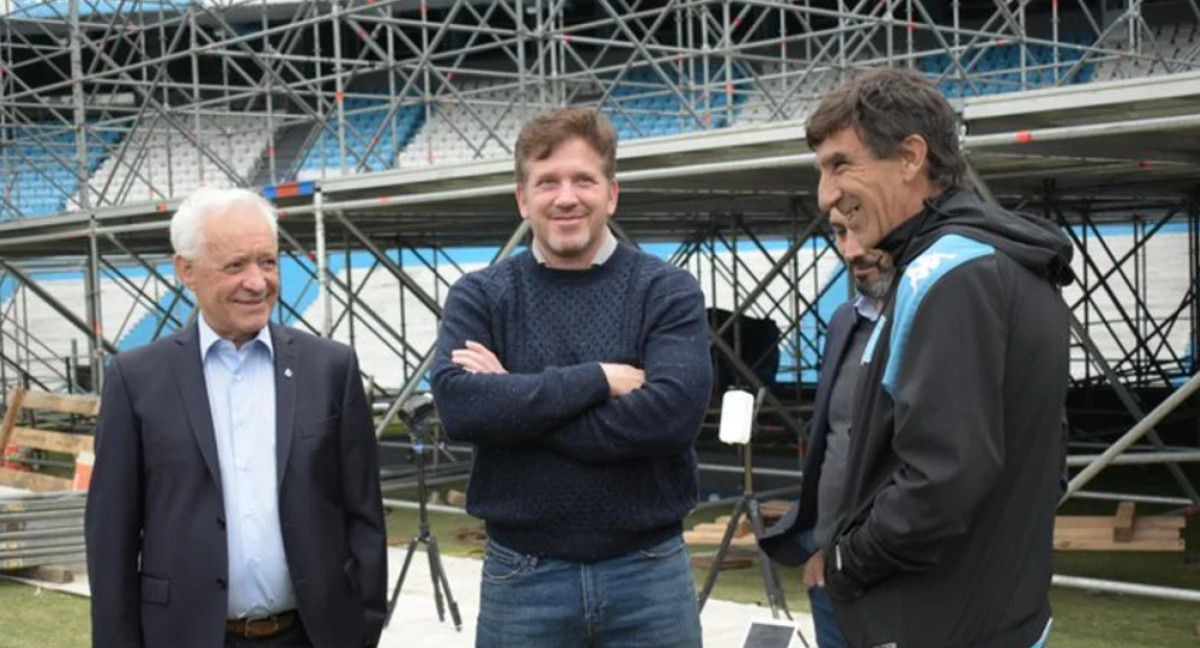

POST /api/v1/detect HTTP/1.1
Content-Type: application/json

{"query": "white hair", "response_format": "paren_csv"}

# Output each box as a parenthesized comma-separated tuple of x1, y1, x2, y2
(170, 187, 279, 260)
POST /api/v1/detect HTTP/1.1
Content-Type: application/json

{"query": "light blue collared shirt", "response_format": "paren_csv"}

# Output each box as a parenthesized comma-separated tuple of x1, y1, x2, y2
(198, 316, 297, 619)
(853, 295, 881, 323)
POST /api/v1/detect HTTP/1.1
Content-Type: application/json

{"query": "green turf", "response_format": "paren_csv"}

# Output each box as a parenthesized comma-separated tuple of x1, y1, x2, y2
(0, 579, 90, 648)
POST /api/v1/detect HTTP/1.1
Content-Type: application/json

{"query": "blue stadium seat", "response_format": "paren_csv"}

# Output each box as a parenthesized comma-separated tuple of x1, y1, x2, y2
(601, 63, 748, 140)
(299, 90, 425, 174)
(927, 34, 1097, 99)
(0, 123, 119, 221)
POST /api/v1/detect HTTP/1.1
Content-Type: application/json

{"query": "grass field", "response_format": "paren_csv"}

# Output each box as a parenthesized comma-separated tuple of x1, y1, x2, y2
(3, 464, 1198, 647)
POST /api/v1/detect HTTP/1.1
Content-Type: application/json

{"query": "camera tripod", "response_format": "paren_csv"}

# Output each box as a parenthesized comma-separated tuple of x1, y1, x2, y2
(697, 388, 792, 622)
(384, 429, 462, 631)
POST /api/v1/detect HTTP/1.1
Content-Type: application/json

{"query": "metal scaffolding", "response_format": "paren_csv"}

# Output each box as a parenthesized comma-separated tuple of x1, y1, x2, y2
(1, 0, 1199, 600)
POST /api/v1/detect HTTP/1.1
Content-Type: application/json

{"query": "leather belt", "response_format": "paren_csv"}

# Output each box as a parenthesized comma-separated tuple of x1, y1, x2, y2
(225, 610, 297, 639)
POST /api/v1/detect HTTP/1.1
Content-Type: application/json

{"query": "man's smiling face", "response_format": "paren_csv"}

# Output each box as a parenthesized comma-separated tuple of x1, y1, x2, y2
(815, 126, 917, 250)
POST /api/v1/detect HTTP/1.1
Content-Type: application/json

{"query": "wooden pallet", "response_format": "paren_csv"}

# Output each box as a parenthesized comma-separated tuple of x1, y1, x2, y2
(0, 388, 99, 492)
(684, 515, 759, 547)
(758, 499, 793, 524)
(683, 499, 794, 548)
(1054, 502, 1186, 552)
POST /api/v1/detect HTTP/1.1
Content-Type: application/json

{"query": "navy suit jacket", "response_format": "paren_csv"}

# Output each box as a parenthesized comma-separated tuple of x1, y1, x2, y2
(85, 322, 387, 648)
(759, 301, 859, 566)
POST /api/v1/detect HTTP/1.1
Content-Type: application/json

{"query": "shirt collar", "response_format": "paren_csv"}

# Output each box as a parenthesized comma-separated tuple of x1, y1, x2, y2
(853, 296, 882, 323)
(197, 314, 274, 359)
(531, 226, 619, 267)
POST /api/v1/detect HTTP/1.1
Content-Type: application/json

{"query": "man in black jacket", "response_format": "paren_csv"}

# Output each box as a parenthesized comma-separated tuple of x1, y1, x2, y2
(807, 68, 1074, 648)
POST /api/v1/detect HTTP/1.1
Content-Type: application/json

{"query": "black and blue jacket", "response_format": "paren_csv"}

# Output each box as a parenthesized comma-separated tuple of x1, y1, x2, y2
(824, 190, 1074, 648)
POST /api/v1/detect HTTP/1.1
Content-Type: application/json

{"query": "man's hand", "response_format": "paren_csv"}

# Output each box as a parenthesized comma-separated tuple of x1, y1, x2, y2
(451, 340, 508, 374)
(804, 548, 827, 588)
(599, 363, 645, 398)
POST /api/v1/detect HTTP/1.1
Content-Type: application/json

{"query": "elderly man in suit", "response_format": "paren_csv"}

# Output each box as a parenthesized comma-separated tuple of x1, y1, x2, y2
(759, 207, 894, 648)
(85, 187, 387, 648)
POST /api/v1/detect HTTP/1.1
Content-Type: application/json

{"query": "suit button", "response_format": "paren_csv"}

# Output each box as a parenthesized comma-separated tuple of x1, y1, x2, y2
(217, 516, 226, 530)
(216, 578, 227, 590)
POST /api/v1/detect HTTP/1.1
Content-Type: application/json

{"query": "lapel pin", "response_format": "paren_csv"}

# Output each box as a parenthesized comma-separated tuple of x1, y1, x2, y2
(284, 367, 293, 379)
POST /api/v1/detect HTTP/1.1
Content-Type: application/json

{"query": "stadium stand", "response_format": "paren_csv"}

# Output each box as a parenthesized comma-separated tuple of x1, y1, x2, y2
(735, 63, 841, 125)
(1095, 22, 1199, 81)
(307, 254, 477, 388)
(921, 35, 1098, 98)
(398, 78, 528, 168)
(83, 114, 273, 206)
(297, 92, 425, 179)
(0, 275, 149, 390)
(603, 65, 747, 139)
(0, 126, 116, 221)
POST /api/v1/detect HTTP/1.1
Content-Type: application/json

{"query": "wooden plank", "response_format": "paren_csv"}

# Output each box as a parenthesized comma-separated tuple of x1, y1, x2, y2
(0, 552, 86, 572)
(0, 388, 27, 453)
(446, 489, 467, 507)
(0, 468, 73, 492)
(1055, 515, 1185, 530)
(691, 553, 755, 570)
(1054, 537, 1184, 552)
(19, 391, 100, 417)
(9, 565, 75, 584)
(758, 500, 792, 520)
(683, 531, 758, 547)
(1112, 502, 1137, 542)
(711, 516, 753, 537)
(1054, 513, 1185, 552)
(1055, 526, 1181, 542)
(8, 428, 93, 455)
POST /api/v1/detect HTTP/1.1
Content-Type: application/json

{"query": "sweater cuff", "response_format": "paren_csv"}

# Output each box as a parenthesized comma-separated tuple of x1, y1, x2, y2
(560, 362, 610, 409)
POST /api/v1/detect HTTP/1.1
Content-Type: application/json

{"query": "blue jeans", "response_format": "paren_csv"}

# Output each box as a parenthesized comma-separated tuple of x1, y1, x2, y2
(476, 535, 703, 648)
(800, 530, 847, 648)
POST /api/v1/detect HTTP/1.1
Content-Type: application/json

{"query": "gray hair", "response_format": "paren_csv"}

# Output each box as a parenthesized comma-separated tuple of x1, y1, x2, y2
(170, 187, 279, 260)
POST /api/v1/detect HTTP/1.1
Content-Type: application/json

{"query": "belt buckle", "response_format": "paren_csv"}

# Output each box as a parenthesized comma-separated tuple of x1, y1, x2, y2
(244, 613, 280, 638)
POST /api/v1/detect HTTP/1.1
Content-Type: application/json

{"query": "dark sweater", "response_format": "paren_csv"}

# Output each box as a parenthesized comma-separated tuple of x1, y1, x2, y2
(431, 242, 713, 562)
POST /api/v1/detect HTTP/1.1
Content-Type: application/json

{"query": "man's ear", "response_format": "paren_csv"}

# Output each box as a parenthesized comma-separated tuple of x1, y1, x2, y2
(173, 254, 195, 293)
(898, 134, 930, 183)
(515, 182, 529, 221)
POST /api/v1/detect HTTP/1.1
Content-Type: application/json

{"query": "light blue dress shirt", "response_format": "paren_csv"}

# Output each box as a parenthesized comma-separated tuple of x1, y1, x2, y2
(198, 316, 297, 619)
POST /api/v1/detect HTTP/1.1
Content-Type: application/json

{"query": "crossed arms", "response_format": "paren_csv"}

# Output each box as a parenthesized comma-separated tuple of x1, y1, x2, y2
(430, 272, 713, 463)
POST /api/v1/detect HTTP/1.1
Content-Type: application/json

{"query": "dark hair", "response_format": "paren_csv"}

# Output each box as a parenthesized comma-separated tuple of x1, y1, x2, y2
(806, 67, 966, 190)
(514, 106, 618, 185)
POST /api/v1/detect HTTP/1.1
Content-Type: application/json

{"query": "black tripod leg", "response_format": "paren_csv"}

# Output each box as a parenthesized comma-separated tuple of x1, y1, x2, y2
(697, 496, 749, 612)
(386, 535, 422, 626)
(427, 534, 463, 631)
(747, 498, 791, 620)
(423, 530, 447, 623)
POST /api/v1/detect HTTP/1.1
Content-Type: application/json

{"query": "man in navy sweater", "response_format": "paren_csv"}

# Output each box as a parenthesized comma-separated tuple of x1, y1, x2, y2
(431, 106, 713, 648)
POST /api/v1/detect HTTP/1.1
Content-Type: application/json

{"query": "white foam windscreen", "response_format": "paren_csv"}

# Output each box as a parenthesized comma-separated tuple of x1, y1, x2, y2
(718, 389, 755, 445)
